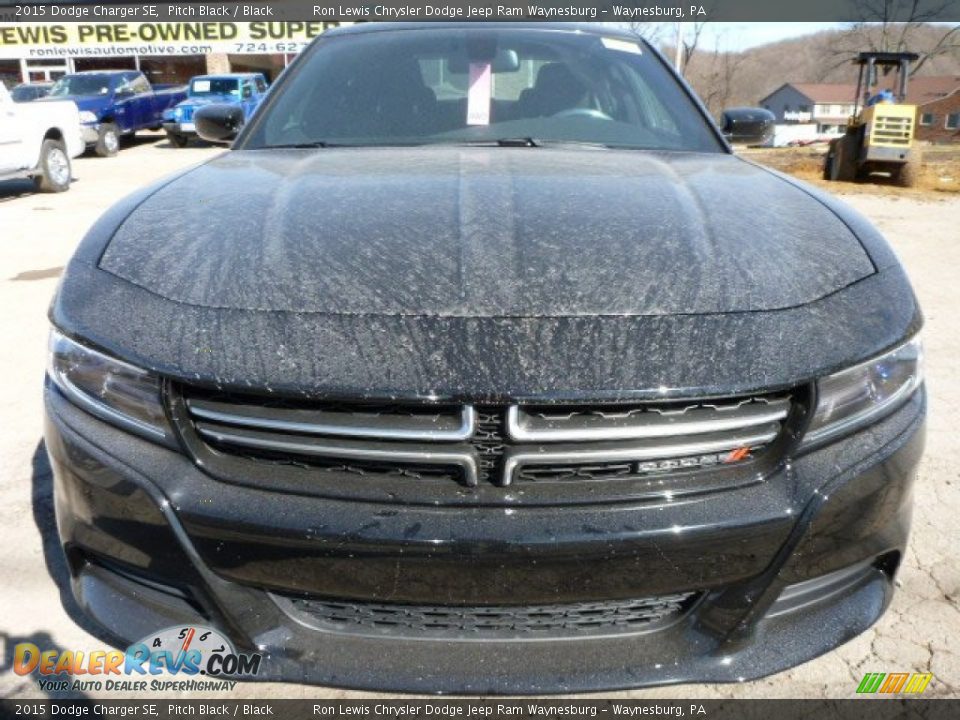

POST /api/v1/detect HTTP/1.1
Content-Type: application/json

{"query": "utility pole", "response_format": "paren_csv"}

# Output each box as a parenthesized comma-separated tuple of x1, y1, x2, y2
(674, 22, 684, 73)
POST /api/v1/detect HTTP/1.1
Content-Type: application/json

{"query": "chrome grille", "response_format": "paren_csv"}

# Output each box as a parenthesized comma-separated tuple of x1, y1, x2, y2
(273, 591, 699, 639)
(508, 397, 790, 442)
(188, 396, 475, 441)
(471, 408, 506, 484)
(500, 397, 789, 486)
(178, 389, 793, 491)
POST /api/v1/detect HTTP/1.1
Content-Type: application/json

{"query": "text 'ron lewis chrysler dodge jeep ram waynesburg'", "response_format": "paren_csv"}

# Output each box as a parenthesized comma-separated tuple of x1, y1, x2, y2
(45, 24, 925, 694)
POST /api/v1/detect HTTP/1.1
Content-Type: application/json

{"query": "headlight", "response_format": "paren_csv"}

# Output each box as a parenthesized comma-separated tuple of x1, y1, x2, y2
(804, 336, 923, 445)
(173, 106, 183, 120)
(78, 111, 98, 124)
(47, 329, 174, 446)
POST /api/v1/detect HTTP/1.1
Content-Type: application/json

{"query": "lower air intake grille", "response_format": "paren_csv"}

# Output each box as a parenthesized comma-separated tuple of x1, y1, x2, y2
(274, 591, 700, 639)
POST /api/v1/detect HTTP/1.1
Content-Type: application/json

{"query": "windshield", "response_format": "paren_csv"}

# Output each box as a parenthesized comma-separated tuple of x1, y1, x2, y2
(12, 85, 43, 101)
(243, 29, 722, 152)
(49, 75, 112, 97)
(190, 77, 240, 97)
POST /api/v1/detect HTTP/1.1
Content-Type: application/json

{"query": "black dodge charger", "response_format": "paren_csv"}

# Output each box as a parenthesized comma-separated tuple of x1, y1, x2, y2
(45, 24, 926, 693)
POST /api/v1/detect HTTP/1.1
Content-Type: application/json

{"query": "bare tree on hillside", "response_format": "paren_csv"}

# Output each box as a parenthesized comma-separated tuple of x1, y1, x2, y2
(680, 22, 708, 75)
(687, 41, 747, 117)
(831, 1, 960, 75)
(626, 22, 666, 46)
(626, 22, 707, 75)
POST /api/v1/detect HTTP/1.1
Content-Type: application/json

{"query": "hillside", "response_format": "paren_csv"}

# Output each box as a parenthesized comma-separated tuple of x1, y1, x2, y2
(657, 24, 960, 116)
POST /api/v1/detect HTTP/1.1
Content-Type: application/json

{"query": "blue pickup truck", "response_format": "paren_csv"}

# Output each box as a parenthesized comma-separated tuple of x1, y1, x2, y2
(44, 70, 187, 157)
(162, 73, 268, 148)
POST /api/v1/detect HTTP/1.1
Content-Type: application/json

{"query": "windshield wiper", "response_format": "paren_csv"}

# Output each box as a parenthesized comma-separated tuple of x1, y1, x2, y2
(444, 138, 540, 148)
(263, 141, 331, 149)
(262, 141, 432, 150)
(263, 138, 610, 150)
(451, 138, 611, 149)
(495, 138, 540, 147)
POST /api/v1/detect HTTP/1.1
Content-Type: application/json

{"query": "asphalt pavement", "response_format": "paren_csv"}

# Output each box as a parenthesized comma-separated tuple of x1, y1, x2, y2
(1, 135, 957, 699)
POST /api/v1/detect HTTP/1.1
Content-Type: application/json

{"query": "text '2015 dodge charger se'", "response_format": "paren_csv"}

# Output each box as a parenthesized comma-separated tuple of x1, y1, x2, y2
(45, 23, 926, 694)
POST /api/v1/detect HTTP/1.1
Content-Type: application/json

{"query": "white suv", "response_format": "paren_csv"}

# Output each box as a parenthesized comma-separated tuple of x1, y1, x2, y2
(0, 83, 84, 192)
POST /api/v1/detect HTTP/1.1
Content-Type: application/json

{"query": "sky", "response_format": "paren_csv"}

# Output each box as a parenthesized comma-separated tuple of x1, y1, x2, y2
(699, 22, 846, 51)
(610, 21, 849, 53)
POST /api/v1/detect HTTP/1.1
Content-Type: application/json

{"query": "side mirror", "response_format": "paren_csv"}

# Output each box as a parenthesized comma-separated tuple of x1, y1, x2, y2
(720, 107, 776, 146)
(115, 87, 134, 97)
(195, 104, 245, 143)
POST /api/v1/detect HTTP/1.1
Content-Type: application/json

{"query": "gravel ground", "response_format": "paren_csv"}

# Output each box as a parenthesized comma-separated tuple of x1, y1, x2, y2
(1, 137, 957, 700)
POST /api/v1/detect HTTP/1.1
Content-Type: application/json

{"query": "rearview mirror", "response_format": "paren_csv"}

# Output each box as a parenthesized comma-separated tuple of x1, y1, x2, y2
(195, 104, 245, 143)
(720, 107, 775, 146)
(447, 49, 520, 74)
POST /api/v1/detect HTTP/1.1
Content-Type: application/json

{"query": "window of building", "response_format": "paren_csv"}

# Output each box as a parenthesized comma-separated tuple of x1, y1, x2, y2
(946, 113, 960, 130)
(73, 57, 136, 73)
(920, 113, 934, 126)
(227, 54, 288, 83)
(0, 60, 20, 89)
(140, 56, 206, 86)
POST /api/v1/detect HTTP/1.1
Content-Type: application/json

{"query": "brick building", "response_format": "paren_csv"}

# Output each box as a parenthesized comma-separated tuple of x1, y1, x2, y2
(909, 76, 960, 143)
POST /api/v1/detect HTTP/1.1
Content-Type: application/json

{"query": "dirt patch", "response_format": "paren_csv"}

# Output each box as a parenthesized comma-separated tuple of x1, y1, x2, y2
(739, 144, 960, 198)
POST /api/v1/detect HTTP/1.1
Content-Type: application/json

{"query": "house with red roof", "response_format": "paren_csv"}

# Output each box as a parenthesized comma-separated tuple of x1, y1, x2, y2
(761, 77, 960, 142)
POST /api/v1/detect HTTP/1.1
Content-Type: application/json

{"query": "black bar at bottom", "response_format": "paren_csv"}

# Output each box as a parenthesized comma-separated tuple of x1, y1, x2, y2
(1, 699, 957, 720)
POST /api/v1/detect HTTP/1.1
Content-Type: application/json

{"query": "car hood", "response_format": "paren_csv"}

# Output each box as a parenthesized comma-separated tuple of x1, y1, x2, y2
(176, 94, 239, 108)
(98, 147, 875, 318)
(41, 94, 111, 116)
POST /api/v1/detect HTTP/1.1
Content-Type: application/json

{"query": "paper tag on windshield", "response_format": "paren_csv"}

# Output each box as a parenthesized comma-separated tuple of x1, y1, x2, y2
(467, 62, 492, 126)
(602, 38, 642, 55)
(193, 79, 211, 92)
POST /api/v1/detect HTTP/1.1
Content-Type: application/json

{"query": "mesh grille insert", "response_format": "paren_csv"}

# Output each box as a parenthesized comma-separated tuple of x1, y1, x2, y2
(274, 591, 700, 639)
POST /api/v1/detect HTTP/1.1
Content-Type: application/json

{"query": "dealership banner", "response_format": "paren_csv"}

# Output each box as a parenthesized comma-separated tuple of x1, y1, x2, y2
(0, 20, 343, 58)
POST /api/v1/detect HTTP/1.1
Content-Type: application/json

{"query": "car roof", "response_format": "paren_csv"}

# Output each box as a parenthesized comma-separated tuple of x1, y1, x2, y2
(191, 73, 262, 80)
(325, 22, 641, 41)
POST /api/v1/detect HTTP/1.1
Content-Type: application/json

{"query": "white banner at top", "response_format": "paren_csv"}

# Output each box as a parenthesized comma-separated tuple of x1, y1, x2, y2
(0, 22, 344, 59)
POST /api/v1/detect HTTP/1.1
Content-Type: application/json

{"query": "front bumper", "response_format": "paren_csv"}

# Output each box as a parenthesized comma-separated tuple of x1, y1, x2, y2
(44, 384, 925, 694)
(80, 124, 99, 145)
(162, 122, 196, 136)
